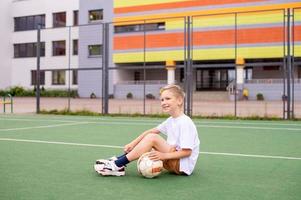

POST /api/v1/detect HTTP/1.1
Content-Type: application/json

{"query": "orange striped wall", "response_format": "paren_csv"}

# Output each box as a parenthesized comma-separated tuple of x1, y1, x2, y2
(113, 0, 301, 63)
(113, 26, 299, 50)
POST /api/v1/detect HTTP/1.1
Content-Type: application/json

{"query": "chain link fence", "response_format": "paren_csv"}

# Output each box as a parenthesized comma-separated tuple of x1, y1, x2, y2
(27, 8, 301, 119)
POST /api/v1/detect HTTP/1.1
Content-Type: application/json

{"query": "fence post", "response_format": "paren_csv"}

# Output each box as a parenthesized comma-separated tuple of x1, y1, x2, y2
(36, 24, 41, 114)
(184, 16, 193, 116)
(285, 8, 293, 119)
(102, 23, 109, 114)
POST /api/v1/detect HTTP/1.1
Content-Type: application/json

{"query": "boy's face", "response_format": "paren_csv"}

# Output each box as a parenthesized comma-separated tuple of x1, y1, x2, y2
(160, 90, 183, 114)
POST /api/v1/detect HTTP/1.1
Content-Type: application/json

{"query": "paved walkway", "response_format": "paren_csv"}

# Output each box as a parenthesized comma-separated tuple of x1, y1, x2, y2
(1, 97, 300, 118)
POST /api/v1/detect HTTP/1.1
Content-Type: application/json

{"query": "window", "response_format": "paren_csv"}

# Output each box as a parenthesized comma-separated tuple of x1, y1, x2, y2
(114, 22, 165, 33)
(73, 10, 78, 26)
(14, 14, 45, 31)
(14, 42, 45, 58)
(88, 45, 102, 56)
(53, 12, 66, 27)
(89, 9, 103, 22)
(31, 70, 45, 85)
(52, 40, 66, 56)
(72, 69, 78, 85)
(73, 40, 78, 55)
(52, 70, 65, 85)
(134, 71, 141, 82)
(244, 68, 253, 80)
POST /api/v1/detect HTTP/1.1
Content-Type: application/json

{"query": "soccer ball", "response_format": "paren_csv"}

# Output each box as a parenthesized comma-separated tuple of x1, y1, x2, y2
(137, 152, 163, 178)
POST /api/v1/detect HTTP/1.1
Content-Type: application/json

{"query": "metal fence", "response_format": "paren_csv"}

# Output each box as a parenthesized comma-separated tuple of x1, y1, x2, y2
(31, 8, 300, 119)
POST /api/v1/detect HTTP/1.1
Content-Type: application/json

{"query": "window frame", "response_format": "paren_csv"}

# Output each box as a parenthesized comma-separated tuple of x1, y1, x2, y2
(14, 42, 45, 58)
(72, 69, 78, 85)
(31, 70, 45, 85)
(88, 44, 102, 57)
(52, 40, 66, 56)
(14, 14, 45, 31)
(114, 22, 165, 33)
(73, 10, 79, 26)
(53, 12, 66, 28)
(52, 70, 66, 85)
(88, 9, 103, 22)
(73, 39, 78, 55)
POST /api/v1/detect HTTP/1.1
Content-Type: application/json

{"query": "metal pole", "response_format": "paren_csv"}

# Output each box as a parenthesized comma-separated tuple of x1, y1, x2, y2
(102, 23, 105, 114)
(282, 9, 286, 119)
(3, 96, 5, 113)
(36, 25, 41, 114)
(184, 17, 187, 114)
(185, 16, 192, 117)
(143, 20, 146, 115)
(102, 23, 109, 114)
(234, 13, 238, 117)
(67, 26, 71, 112)
(286, 9, 291, 119)
(291, 9, 295, 119)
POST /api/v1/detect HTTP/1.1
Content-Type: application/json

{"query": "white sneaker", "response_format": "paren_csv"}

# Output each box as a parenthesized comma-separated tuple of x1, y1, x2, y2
(94, 163, 105, 172)
(98, 160, 125, 176)
(95, 156, 117, 165)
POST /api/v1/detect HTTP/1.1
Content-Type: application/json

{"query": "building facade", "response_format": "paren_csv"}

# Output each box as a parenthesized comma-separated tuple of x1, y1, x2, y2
(1, 0, 301, 101)
(113, 0, 301, 100)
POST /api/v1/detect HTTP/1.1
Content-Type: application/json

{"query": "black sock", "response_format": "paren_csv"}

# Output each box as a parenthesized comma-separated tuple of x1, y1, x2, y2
(117, 153, 127, 159)
(114, 155, 129, 167)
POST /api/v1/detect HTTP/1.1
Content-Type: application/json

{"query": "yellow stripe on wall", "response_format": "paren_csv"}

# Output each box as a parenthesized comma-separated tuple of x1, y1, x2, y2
(113, 46, 301, 63)
(164, 11, 285, 30)
(114, 2, 301, 23)
(114, 0, 189, 8)
(294, 9, 301, 21)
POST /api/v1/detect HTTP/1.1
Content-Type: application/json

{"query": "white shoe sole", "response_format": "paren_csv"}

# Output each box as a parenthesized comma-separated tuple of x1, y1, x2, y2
(98, 170, 125, 176)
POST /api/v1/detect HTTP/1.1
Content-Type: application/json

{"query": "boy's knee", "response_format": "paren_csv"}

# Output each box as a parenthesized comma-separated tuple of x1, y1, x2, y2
(144, 133, 160, 143)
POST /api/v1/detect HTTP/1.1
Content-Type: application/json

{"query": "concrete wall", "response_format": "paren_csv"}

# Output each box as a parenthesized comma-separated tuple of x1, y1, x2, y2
(11, 0, 79, 89)
(0, 0, 12, 89)
(114, 84, 165, 99)
(244, 83, 301, 100)
(78, 0, 114, 97)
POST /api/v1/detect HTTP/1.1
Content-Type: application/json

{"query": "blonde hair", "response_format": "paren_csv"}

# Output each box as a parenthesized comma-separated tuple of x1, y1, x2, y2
(160, 84, 185, 100)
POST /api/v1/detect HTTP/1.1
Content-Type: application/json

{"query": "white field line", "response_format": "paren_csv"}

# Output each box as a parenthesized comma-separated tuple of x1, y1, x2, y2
(0, 121, 94, 132)
(1, 116, 301, 127)
(1, 118, 301, 132)
(0, 137, 300, 161)
(0, 118, 77, 123)
(196, 124, 301, 131)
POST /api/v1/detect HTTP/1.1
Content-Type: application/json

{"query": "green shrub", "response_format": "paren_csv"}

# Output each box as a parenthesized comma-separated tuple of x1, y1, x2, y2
(40, 89, 78, 98)
(146, 93, 155, 99)
(90, 93, 96, 99)
(8, 86, 34, 96)
(0, 90, 8, 96)
(0, 86, 78, 98)
(126, 92, 133, 99)
(256, 93, 264, 101)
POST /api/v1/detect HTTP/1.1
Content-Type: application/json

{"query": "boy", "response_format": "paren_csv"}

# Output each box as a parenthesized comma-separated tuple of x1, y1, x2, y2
(94, 84, 200, 176)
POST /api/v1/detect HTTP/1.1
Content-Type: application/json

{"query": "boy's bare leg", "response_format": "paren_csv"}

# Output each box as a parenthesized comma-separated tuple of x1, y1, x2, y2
(126, 133, 172, 161)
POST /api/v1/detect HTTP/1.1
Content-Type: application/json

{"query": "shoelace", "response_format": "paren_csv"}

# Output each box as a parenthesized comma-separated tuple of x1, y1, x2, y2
(103, 161, 115, 171)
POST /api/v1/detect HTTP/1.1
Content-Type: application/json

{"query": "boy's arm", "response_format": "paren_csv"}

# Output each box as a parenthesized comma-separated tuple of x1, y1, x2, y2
(148, 148, 192, 161)
(124, 128, 160, 153)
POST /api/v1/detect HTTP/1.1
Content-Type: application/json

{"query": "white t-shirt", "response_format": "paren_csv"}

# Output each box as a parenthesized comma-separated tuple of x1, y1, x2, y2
(156, 114, 200, 175)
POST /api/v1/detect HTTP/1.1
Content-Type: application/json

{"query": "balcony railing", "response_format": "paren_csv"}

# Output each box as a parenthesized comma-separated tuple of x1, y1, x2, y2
(116, 80, 168, 85)
(246, 79, 301, 84)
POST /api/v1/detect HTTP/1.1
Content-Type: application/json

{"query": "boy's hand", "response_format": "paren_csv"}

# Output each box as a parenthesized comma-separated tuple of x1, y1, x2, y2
(148, 151, 166, 161)
(124, 143, 134, 153)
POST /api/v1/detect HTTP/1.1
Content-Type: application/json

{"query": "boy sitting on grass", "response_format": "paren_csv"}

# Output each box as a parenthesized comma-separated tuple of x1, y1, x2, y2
(94, 84, 200, 176)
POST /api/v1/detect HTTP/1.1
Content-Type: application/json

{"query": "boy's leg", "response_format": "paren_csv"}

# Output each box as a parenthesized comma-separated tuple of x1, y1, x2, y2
(126, 133, 172, 161)
(95, 134, 171, 176)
